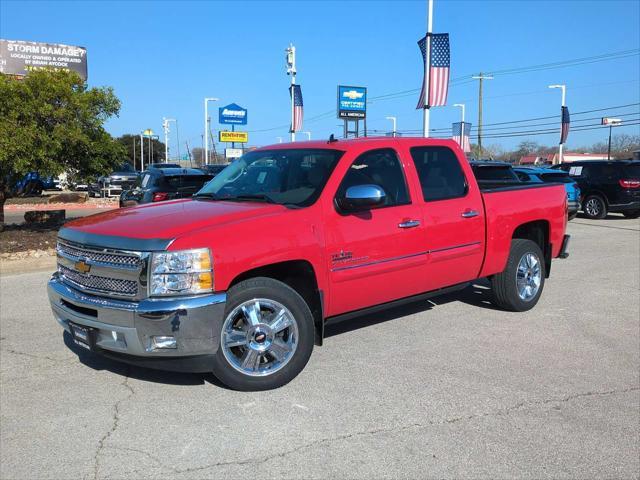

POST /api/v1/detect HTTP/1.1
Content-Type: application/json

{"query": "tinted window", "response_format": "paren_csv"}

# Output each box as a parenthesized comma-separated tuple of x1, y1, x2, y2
(410, 147, 467, 201)
(472, 165, 518, 181)
(515, 171, 532, 182)
(623, 163, 640, 177)
(338, 148, 409, 206)
(539, 172, 573, 184)
(165, 175, 212, 191)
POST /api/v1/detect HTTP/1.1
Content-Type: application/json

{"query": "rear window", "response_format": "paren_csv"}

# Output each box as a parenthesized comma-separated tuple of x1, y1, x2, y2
(164, 175, 212, 190)
(623, 164, 640, 178)
(472, 165, 518, 181)
(539, 172, 574, 184)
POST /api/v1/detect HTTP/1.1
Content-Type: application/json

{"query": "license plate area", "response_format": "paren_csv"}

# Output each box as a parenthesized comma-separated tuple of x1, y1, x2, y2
(69, 322, 96, 351)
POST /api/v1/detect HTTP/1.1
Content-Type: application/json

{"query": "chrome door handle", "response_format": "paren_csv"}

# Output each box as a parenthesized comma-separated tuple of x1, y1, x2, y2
(461, 210, 479, 218)
(398, 220, 421, 228)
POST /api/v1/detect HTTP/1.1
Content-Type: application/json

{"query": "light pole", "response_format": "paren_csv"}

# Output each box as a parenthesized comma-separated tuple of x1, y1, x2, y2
(385, 116, 397, 137)
(453, 103, 465, 123)
(162, 117, 176, 162)
(602, 117, 623, 160)
(549, 84, 566, 164)
(303, 131, 311, 140)
(139, 133, 144, 171)
(422, 0, 433, 137)
(285, 43, 297, 142)
(276, 137, 283, 143)
(204, 97, 219, 165)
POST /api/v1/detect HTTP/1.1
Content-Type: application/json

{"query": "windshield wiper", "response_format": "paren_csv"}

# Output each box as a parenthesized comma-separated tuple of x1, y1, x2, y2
(192, 192, 220, 200)
(223, 193, 276, 204)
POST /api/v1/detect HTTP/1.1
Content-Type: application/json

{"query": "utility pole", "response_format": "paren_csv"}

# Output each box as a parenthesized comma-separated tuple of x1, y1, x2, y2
(472, 73, 493, 157)
(422, 0, 433, 137)
(386, 116, 397, 137)
(548, 84, 566, 164)
(286, 43, 297, 142)
(204, 97, 219, 165)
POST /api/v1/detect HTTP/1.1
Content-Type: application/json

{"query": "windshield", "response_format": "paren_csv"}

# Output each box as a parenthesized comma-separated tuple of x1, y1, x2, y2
(195, 148, 344, 206)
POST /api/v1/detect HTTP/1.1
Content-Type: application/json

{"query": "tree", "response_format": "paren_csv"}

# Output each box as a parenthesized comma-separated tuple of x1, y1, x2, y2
(0, 70, 125, 228)
(117, 134, 165, 170)
(514, 140, 541, 158)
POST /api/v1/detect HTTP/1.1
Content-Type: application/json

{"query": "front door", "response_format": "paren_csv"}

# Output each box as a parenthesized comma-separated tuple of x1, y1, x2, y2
(324, 148, 427, 316)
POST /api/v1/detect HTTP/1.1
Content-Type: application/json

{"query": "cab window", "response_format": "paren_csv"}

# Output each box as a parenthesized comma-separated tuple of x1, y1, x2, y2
(336, 148, 410, 207)
(410, 147, 468, 201)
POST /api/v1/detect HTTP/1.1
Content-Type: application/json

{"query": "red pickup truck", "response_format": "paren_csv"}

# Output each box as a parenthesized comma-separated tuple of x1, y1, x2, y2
(48, 137, 570, 390)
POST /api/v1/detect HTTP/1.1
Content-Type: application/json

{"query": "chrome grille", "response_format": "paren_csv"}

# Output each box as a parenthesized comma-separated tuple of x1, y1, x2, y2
(57, 240, 141, 269)
(59, 265, 138, 297)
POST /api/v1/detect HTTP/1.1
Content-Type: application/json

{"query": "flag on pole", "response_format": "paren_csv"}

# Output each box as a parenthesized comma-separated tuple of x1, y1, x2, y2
(290, 84, 304, 132)
(452, 121, 472, 152)
(416, 33, 450, 109)
(560, 106, 570, 144)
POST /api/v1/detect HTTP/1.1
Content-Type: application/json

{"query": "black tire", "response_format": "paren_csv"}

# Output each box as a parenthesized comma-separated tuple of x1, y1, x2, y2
(212, 277, 314, 391)
(491, 239, 546, 312)
(622, 210, 640, 219)
(583, 194, 607, 219)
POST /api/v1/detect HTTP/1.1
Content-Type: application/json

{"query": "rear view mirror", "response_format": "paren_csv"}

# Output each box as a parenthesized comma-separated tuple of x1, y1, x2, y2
(338, 184, 386, 211)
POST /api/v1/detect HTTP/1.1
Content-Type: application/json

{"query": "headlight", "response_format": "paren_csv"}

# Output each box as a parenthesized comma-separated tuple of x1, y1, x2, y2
(149, 248, 213, 296)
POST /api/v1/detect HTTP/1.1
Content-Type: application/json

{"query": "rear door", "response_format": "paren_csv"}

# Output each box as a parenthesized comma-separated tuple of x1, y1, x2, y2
(406, 146, 485, 291)
(324, 147, 427, 315)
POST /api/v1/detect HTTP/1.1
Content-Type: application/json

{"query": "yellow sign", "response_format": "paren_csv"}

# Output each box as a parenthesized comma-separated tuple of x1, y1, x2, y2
(219, 131, 248, 143)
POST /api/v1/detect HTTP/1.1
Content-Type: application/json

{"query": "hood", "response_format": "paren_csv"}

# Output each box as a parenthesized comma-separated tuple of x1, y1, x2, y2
(63, 199, 286, 243)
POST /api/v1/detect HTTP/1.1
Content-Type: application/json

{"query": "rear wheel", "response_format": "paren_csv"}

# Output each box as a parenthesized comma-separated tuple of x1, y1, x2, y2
(583, 195, 607, 219)
(213, 277, 314, 391)
(622, 210, 640, 219)
(491, 239, 545, 312)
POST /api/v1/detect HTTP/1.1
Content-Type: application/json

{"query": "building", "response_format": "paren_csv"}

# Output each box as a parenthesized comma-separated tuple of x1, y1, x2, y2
(519, 152, 609, 165)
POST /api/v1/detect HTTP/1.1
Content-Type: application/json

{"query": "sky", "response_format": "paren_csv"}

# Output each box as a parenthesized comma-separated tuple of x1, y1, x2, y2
(2, 0, 639, 158)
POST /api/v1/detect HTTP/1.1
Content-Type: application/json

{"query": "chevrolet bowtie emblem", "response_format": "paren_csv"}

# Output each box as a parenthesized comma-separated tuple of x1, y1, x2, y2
(75, 260, 91, 274)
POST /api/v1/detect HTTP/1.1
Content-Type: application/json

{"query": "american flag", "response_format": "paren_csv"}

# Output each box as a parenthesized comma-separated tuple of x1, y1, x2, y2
(291, 84, 303, 132)
(560, 106, 570, 144)
(416, 33, 450, 109)
(452, 121, 472, 152)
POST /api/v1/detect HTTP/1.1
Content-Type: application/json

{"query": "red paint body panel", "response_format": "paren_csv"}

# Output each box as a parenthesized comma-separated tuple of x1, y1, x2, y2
(63, 137, 568, 319)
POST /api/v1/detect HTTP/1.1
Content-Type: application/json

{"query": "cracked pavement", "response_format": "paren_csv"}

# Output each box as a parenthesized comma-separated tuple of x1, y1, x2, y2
(1, 217, 639, 479)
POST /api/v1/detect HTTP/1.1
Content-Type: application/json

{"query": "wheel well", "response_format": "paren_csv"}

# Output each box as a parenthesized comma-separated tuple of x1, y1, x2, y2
(583, 190, 608, 205)
(512, 220, 551, 277)
(230, 260, 324, 345)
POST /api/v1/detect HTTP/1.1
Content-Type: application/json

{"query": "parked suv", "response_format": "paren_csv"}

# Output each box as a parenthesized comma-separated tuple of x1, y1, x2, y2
(514, 167, 581, 220)
(119, 168, 213, 207)
(553, 161, 640, 219)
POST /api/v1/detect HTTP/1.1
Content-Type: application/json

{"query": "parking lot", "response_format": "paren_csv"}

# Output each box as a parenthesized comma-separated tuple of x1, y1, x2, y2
(1, 216, 638, 479)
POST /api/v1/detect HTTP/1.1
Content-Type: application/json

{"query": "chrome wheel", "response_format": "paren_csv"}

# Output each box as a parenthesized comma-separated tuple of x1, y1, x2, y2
(585, 198, 601, 217)
(516, 253, 541, 301)
(221, 298, 299, 377)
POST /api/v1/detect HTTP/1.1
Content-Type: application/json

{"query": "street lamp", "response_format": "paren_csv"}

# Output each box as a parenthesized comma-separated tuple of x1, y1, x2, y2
(303, 131, 311, 140)
(549, 84, 566, 164)
(162, 117, 176, 162)
(276, 136, 283, 143)
(204, 97, 219, 165)
(453, 103, 465, 123)
(385, 116, 397, 137)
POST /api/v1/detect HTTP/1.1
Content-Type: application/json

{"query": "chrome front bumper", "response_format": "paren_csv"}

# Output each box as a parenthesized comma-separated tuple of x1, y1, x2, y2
(48, 272, 226, 370)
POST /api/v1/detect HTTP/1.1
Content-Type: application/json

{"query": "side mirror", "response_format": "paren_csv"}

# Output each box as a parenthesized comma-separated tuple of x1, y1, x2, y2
(338, 184, 386, 211)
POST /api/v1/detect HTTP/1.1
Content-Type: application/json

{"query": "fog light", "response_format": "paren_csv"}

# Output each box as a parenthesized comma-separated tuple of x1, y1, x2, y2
(151, 336, 177, 350)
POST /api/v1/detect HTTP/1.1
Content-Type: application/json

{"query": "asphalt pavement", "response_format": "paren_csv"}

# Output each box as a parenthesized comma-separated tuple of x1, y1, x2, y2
(1, 217, 639, 479)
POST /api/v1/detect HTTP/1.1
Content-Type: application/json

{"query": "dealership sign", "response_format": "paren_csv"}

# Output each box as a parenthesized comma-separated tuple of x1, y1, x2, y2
(219, 103, 248, 125)
(225, 148, 243, 159)
(219, 131, 248, 143)
(337, 85, 367, 119)
(601, 117, 622, 126)
(0, 39, 88, 80)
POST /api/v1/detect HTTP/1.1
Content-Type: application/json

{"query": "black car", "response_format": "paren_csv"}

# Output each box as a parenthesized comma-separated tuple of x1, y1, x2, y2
(119, 168, 213, 207)
(199, 164, 229, 177)
(553, 161, 640, 219)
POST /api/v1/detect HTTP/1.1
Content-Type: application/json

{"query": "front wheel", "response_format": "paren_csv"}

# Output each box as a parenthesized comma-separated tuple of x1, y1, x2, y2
(212, 277, 314, 391)
(622, 210, 640, 219)
(491, 239, 546, 312)
(583, 195, 607, 219)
